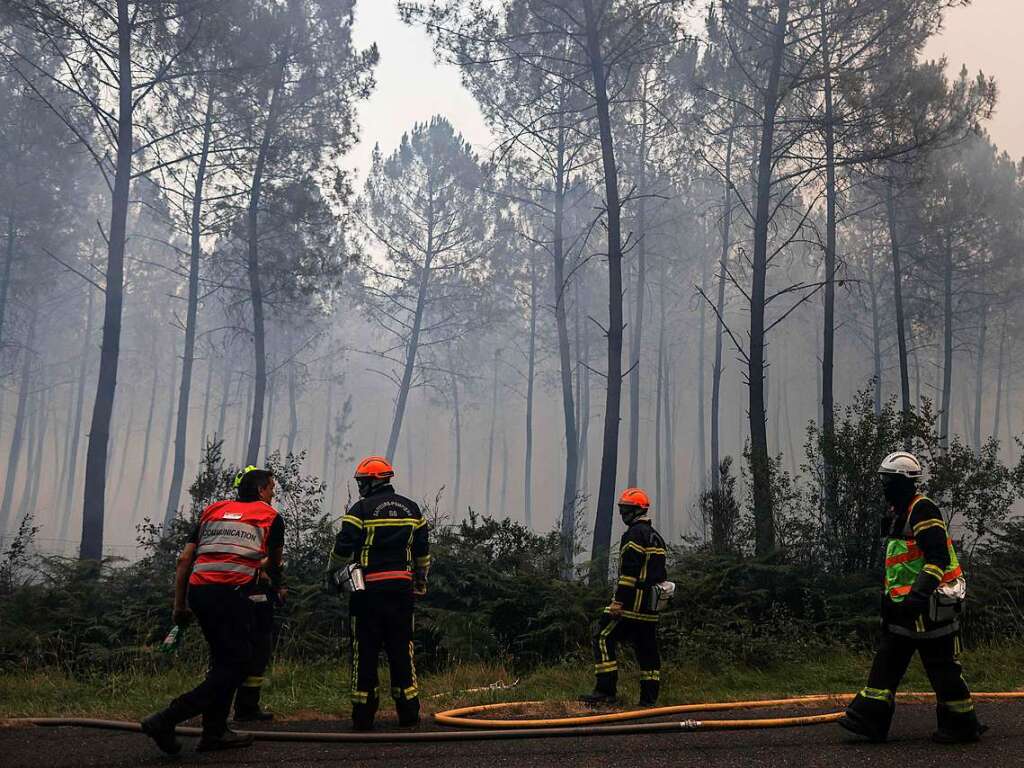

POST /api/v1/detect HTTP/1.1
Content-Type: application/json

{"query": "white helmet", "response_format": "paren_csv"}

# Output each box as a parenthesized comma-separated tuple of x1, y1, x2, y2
(878, 451, 923, 479)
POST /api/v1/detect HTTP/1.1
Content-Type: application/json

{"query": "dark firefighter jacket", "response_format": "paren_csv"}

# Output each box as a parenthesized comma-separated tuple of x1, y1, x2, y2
(329, 484, 429, 591)
(608, 519, 667, 622)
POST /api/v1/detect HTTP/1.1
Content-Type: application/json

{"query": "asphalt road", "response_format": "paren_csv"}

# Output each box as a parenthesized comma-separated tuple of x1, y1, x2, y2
(3, 702, 1024, 768)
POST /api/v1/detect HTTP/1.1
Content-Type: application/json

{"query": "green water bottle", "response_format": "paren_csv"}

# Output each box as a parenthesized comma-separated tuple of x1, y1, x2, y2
(160, 625, 183, 654)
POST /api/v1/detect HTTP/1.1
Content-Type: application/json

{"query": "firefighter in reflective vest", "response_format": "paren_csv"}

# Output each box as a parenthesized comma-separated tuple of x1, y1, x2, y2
(839, 452, 986, 744)
(142, 467, 284, 755)
(326, 457, 429, 730)
(581, 488, 667, 708)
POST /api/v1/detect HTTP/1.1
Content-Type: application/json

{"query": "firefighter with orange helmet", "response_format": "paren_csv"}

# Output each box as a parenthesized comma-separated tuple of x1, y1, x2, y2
(141, 466, 284, 755)
(581, 488, 669, 708)
(326, 456, 429, 730)
(839, 451, 986, 743)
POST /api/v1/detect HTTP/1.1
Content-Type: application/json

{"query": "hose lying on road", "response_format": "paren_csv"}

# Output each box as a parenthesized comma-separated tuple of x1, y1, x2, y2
(11, 692, 1024, 743)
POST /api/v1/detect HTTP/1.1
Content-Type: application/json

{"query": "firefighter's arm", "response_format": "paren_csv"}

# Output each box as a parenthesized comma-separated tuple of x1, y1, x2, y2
(325, 508, 364, 590)
(173, 542, 197, 626)
(412, 517, 430, 596)
(612, 541, 644, 609)
(908, 500, 951, 608)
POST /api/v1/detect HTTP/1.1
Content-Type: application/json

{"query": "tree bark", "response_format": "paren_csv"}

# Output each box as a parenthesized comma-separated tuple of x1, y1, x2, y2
(165, 92, 214, 523)
(697, 239, 708, 495)
(748, 0, 790, 556)
(1, 302, 37, 531)
(583, 0, 626, 582)
(940, 236, 953, 448)
(263, 370, 276, 460)
(886, 178, 912, 420)
(662, 344, 675, 545)
(80, 0, 132, 561)
(199, 353, 214, 447)
(244, 59, 286, 466)
(869, 249, 883, 416)
(524, 249, 537, 528)
(485, 347, 500, 512)
(627, 87, 649, 487)
(654, 294, 665, 530)
(711, 122, 735, 494)
(972, 302, 988, 450)
(321, 371, 333, 490)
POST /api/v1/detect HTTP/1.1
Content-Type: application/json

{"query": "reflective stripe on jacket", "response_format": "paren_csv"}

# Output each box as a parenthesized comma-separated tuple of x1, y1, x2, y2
(190, 500, 279, 587)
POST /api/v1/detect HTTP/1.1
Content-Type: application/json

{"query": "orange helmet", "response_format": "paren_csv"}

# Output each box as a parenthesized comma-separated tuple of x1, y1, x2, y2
(354, 456, 395, 480)
(619, 487, 651, 509)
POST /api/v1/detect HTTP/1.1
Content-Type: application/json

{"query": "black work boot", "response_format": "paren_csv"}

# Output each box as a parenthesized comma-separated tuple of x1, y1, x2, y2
(352, 698, 379, 731)
(933, 703, 988, 743)
(639, 678, 660, 708)
(838, 694, 894, 743)
(579, 689, 618, 706)
(140, 710, 182, 755)
(196, 728, 255, 752)
(234, 685, 274, 722)
(396, 696, 421, 727)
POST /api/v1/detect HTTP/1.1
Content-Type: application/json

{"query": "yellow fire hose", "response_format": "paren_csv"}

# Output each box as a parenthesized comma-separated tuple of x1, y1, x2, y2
(10, 692, 1024, 742)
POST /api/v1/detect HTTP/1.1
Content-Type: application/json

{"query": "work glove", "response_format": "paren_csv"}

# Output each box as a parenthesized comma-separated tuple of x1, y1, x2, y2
(172, 606, 193, 627)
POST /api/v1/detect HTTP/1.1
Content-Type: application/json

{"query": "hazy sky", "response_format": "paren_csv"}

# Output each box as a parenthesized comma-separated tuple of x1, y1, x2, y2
(347, 1, 1022, 182)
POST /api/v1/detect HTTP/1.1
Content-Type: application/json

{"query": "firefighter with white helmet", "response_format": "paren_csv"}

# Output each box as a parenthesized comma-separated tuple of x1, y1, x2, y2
(839, 451, 986, 743)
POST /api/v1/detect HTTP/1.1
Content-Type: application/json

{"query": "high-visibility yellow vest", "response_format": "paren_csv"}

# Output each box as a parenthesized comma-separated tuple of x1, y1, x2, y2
(883, 495, 962, 602)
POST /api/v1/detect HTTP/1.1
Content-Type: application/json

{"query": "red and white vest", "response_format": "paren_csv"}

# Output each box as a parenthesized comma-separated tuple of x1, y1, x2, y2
(190, 500, 279, 587)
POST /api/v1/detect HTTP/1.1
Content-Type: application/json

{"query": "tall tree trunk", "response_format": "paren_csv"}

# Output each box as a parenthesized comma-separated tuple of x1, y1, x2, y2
(244, 61, 286, 466)
(552, 119, 578, 570)
(448, 360, 462, 520)
(886, 178, 912, 420)
(0, 213, 16, 350)
(165, 92, 213, 523)
(215, 360, 231, 441)
(869, 249, 883, 416)
(972, 302, 988, 450)
(711, 122, 735, 494)
(154, 353, 179, 510)
(17, 387, 40, 522)
(80, 0, 132, 561)
(747, 0, 790, 556)
(663, 347, 675, 545)
(60, 285, 94, 530)
(993, 316, 1007, 447)
(238, 372, 253, 460)
(485, 348, 500, 512)
(627, 89, 649, 487)
(131, 364, 160, 512)
(583, 0, 626, 581)
(697, 241, 708, 494)
(263, 371, 276, 460)
(287, 360, 299, 455)
(1005, 346, 1015, 461)
(500, 428, 508, 520)
(321, 372, 333, 491)
(524, 250, 537, 528)
(199, 353, 214, 447)
(1, 302, 37, 531)
(25, 386, 49, 520)
(654, 300, 664, 530)
(940, 237, 954, 448)
(386, 246, 433, 461)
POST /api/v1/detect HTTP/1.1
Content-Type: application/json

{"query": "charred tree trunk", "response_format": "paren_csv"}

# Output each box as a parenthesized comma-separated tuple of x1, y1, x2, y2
(697, 242, 708, 495)
(244, 61, 285, 466)
(583, 0, 626, 581)
(747, 0, 789, 556)
(627, 93, 649, 487)
(886, 178, 912, 420)
(165, 93, 214, 523)
(80, 0, 133, 561)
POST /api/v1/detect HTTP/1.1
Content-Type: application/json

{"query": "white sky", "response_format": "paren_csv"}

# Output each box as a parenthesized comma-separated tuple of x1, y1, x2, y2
(347, 0, 1023, 184)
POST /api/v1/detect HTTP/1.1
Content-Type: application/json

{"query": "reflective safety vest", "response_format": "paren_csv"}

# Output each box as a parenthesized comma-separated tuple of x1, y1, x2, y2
(884, 495, 962, 602)
(190, 500, 279, 587)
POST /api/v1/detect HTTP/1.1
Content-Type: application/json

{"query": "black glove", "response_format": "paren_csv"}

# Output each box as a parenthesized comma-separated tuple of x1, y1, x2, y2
(902, 591, 929, 621)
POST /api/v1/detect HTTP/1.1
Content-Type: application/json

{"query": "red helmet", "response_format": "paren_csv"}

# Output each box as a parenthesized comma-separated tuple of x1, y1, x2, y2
(619, 487, 651, 509)
(354, 456, 395, 480)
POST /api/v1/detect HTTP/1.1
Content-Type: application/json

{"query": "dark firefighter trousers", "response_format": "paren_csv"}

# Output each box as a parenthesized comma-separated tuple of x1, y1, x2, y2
(165, 584, 254, 737)
(233, 595, 274, 716)
(592, 614, 660, 703)
(349, 590, 419, 727)
(847, 627, 978, 737)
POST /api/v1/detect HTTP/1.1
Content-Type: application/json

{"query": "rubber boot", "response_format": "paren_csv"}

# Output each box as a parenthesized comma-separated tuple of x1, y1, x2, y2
(396, 696, 421, 727)
(838, 694, 894, 743)
(639, 678, 660, 708)
(140, 709, 183, 755)
(352, 696, 379, 731)
(580, 671, 618, 706)
(933, 703, 988, 744)
(196, 728, 255, 752)
(234, 684, 274, 722)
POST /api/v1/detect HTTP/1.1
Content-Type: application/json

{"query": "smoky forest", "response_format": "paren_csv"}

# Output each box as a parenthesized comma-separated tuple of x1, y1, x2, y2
(3, 0, 1024, 672)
